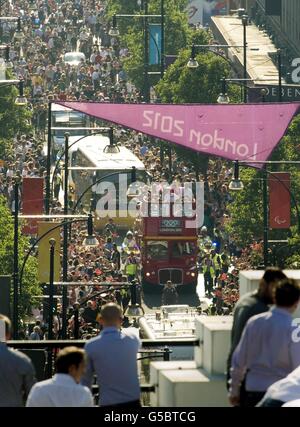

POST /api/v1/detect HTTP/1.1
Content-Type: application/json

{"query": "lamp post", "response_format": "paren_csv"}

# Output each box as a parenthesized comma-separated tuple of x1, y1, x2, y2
(277, 48, 282, 103)
(110, 0, 165, 102)
(72, 167, 138, 214)
(14, 80, 27, 106)
(160, 0, 165, 78)
(143, 0, 149, 102)
(230, 160, 300, 268)
(19, 214, 93, 293)
(48, 238, 56, 340)
(242, 14, 248, 104)
(50, 128, 112, 197)
(12, 179, 19, 339)
(260, 88, 267, 102)
(45, 101, 52, 215)
(187, 39, 250, 104)
(217, 77, 230, 104)
(62, 132, 69, 339)
(262, 166, 269, 267)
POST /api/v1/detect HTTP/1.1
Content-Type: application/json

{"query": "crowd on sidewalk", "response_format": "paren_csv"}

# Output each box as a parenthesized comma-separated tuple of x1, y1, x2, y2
(0, 0, 266, 337)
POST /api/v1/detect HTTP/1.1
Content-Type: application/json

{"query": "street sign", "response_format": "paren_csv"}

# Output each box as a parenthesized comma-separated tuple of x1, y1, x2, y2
(248, 84, 300, 103)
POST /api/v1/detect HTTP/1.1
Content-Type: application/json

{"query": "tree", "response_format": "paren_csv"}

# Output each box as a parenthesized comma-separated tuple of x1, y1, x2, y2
(225, 115, 300, 267)
(0, 73, 32, 160)
(107, 0, 199, 93)
(0, 80, 32, 139)
(0, 197, 40, 320)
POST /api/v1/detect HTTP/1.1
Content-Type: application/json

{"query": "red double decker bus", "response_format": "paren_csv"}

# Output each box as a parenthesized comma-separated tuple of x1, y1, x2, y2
(141, 200, 198, 290)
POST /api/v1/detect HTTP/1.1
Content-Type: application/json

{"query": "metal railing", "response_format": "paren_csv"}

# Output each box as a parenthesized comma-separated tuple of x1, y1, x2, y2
(7, 339, 199, 404)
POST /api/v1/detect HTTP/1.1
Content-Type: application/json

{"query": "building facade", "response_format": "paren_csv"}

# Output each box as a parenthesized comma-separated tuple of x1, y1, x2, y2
(250, 0, 300, 57)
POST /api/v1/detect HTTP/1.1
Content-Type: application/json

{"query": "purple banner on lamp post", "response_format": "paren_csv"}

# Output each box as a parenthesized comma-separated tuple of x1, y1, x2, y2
(56, 101, 300, 166)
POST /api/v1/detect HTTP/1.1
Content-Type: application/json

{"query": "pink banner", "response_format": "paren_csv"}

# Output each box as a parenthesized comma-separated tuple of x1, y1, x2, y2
(56, 102, 300, 165)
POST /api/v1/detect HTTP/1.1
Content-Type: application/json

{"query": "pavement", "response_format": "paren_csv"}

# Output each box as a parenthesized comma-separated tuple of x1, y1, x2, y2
(211, 15, 281, 86)
(142, 273, 207, 313)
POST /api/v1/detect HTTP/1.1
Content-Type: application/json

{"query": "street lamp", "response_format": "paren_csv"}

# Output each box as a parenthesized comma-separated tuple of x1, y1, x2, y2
(12, 178, 20, 339)
(260, 88, 267, 102)
(230, 160, 300, 268)
(48, 238, 56, 340)
(50, 128, 112, 200)
(62, 132, 69, 339)
(72, 167, 138, 214)
(82, 214, 98, 247)
(229, 160, 244, 191)
(242, 14, 248, 104)
(124, 281, 145, 322)
(17, 214, 95, 340)
(15, 80, 27, 106)
(14, 17, 24, 41)
(0, 45, 13, 68)
(187, 44, 199, 69)
(217, 77, 230, 104)
(109, 14, 120, 37)
(277, 48, 282, 103)
(111, 1, 165, 102)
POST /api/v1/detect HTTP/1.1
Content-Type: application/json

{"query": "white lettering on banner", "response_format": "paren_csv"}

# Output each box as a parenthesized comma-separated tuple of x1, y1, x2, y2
(142, 110, 259, 160)
(189, 129, 258, 160)
(214, 130, 225, 150)
(142, 110, 184, 136)
(291, 58, 300, 84)
(143, 110, 153, 127)
(201, 133, 213, 146)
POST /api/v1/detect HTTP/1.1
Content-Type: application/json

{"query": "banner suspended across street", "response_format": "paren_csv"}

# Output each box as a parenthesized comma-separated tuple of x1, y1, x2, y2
(57, 101, 300, 166)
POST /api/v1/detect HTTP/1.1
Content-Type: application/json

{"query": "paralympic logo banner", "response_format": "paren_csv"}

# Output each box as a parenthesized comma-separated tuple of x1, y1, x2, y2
(57, 101, 300, 166)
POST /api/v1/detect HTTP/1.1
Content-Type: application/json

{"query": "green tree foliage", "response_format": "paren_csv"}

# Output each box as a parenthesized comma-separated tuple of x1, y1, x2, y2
(0, 83, 32, 139)
(226, 115, 300, 266)
(0, 197, 40, 319)
(0, 73, 32, 161)
(226, 168, 263, 247)
(107, 0, 199, 92)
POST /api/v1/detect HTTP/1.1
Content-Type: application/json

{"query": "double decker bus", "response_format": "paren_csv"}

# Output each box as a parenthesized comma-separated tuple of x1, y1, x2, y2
(141, 196, 198, 290)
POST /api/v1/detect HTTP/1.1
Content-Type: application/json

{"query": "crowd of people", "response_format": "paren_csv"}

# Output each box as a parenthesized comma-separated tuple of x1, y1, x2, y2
(0, 0, 265, 337)
(2, 268, 300, 408)
(0, 0, 300, 410)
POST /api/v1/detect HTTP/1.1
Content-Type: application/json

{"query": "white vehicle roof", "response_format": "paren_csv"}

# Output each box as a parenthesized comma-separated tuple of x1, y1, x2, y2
(51, 103, 73, 112)
(63, 51, 86, 65)
(71, 134, 145, 171)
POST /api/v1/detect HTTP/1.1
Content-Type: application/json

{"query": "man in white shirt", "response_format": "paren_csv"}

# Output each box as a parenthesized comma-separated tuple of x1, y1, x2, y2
(26, 346, 94, 407)
(257, 365, 300, 407)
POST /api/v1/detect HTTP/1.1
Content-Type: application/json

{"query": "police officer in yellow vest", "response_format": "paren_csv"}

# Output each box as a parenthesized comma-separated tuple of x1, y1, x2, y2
(125, 251, 139, 283)
(211, 249, 221, 286)
(202, 253, 215, 296)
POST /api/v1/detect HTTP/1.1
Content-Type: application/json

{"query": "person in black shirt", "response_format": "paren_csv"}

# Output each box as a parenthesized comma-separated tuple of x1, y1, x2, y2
(82, 301, 98, 327)
(162, 281, 178, 306)
(111, 244, 121, 271)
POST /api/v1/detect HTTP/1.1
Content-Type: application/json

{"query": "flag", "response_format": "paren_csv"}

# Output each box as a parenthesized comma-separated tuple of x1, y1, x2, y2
(22, 177, 44, 235)
(269, 172, 291, 229)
